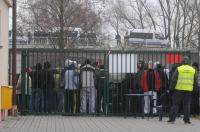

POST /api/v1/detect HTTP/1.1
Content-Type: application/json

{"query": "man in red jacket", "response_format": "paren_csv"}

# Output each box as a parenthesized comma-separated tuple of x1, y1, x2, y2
(139, 60, 161, 114)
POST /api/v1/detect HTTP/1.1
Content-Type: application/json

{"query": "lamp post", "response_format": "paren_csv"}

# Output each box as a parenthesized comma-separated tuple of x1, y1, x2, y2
(12, 0, 17, 111)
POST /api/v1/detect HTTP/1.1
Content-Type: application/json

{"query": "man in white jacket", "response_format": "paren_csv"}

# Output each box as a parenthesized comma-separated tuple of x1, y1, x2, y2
(80, 59, 96, 113)
(16, 67, 32, 112)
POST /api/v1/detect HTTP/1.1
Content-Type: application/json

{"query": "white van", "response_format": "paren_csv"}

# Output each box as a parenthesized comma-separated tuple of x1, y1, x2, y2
(124, 29, 169, 48)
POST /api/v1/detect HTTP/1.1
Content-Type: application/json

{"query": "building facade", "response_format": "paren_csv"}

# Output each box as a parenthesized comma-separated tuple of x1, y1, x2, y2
(0, 0, 12, 120)
(0, 0, 11, 86)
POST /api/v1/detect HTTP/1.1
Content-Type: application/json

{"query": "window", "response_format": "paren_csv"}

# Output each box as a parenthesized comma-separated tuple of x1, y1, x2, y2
(155, 34, 165, 40)
(129, 32, 153, 39)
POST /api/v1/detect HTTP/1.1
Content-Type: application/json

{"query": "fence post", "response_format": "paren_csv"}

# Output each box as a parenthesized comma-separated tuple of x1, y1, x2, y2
(21, 50, 27, 115)
(104, 50, 110, 115)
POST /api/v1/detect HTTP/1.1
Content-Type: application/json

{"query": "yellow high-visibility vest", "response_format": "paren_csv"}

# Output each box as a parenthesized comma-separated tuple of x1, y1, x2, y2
(175, 65, 195, 91)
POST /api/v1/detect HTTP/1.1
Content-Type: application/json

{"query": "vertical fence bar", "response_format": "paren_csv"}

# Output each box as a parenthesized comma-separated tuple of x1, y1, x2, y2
(26, 50, 30, 113)
(53, 51, 57, 113)
(120, 51, 123, 114)
(116, 52, 118, 114)
(106, 50, 109, 115)
(21, 50, 27, 115)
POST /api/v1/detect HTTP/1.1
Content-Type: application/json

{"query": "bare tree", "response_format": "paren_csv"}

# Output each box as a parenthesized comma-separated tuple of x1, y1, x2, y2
(180, 0, 189, 47)
(109, 0, 158, 31)
(128, 0, 145, 29)
(195, 0, 200, 50)
(157, 0, 197, 48)
(185, 1, 197, 48)
(139, 0, 157, 30)
(105, 8, 121, 34)
(18, 0, 101, 49)
(112, 0, 136, 29)
(172, 0, 181, 47)
(104, 4, 123, 46)
(158, 0, 176, 42)
(106, 0, 200, 49)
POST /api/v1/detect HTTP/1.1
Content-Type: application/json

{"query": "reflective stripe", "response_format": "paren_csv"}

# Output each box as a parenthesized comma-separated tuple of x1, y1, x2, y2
(178, 77, 194, 80)
(176, 82, 193, 85)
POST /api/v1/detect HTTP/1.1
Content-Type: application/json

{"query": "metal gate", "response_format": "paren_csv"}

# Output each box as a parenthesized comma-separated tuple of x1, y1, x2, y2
(18, 48, 190, 116)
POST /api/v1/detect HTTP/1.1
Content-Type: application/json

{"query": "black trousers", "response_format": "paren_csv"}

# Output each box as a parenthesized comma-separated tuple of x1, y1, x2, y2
(169, 90, 191, 122)
(191, 92, 199, 115)
(65, 90, 77, 113)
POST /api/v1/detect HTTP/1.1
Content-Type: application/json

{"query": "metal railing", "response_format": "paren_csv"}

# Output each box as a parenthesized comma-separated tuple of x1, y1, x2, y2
(9, 37, 101, 49)
(12, 48, 194, 116)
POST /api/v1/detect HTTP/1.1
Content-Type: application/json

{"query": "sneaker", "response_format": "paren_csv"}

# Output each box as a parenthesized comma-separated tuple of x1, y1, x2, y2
(184, 121, 191, 124)
(168, 120, 175, 124)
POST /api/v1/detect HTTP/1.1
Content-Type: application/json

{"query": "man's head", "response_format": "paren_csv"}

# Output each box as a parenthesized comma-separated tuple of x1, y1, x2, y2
(35, 63, 42, 70)
(148, 60, 153, 69)
(192, 62, 199, 71)
(26, 67, 32, 73)
(44, 61, 51, 69)
(181, 56, 190, 65)
(137, 60, 144, 69)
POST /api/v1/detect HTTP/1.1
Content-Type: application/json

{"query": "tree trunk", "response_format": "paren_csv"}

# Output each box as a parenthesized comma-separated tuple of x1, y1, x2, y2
(173, 0, 180, 48)
(158, 0, 167, 39)
(181, 1, 187, 48)
(59, 0, 64, 49)
(166, 0, 171, 41)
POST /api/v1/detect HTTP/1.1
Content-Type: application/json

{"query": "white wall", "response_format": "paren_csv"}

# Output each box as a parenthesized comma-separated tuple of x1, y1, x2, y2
(109, 53, 137, 73)
(0, 0, 9, 86)
(0, 0, 10, 121)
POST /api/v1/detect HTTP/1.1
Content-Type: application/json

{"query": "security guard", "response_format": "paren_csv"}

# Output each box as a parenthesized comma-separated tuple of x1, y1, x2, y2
(168, 56, 198, 124)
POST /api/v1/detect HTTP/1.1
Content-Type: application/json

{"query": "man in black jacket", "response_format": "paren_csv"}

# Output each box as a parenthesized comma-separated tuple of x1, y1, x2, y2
(31, 63, 43, 112)
(168, 56, 198, 124)
(42, 61, 55, 113)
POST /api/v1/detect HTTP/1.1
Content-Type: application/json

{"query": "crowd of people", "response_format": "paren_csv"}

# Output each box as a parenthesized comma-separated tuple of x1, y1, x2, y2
(16, 57, 200, 120)
(131, 58, 200, 119)
(16, 59, 105, 114)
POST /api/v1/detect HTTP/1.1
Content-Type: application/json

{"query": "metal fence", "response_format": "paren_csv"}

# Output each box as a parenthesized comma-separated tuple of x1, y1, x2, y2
(13, 48, 193, 116)
(9, 37, 101, 49)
